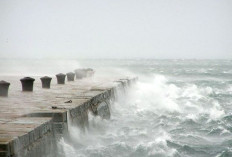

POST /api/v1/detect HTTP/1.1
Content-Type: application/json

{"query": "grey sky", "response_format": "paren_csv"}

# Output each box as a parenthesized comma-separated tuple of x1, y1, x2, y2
(0, 0, 231, 59)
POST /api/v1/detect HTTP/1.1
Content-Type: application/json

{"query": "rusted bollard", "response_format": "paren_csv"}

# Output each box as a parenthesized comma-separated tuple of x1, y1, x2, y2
(0, 80, 10, 97)
(56, 73, 66, 84)
(66, 72, 75, 81)
(40, 76, 52, 88)
(20, 77, 35, 91)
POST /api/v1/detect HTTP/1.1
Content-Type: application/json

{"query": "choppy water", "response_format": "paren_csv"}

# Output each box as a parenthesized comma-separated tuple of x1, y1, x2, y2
(1, 59, 232, 157)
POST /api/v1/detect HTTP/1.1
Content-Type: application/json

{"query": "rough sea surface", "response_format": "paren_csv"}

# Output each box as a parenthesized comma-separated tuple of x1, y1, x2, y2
(1, 59, 232, 157)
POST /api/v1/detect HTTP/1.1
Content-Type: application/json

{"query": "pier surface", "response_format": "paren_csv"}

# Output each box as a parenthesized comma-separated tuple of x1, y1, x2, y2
(0, 75, 136, 157)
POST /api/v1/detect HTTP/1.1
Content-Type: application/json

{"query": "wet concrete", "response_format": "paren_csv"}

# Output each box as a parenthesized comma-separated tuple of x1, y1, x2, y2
(0, 76, 137, 157)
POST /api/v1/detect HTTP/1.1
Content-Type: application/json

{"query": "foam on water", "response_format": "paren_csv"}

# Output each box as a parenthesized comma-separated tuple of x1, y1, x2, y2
(56, 66, 232, 157)
(1, 59, 232, 157)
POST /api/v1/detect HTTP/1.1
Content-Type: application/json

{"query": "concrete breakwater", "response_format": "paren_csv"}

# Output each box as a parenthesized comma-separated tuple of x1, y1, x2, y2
(0, 74, 137, 157)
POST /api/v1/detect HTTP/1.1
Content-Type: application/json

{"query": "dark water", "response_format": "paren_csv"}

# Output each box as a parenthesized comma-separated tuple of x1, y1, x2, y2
(1, 59, 232, 157)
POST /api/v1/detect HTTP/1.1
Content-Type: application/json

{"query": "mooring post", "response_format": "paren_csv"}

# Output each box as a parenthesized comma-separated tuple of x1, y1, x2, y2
(66, 72, 75, 81)
(20, 77, 35, 91)
(40, 76, 52, 88)
(0, 80, 10, 97)
(86, 68, 94, 77)
(74, 69, 84, 79)
(56, 73, 66, 84)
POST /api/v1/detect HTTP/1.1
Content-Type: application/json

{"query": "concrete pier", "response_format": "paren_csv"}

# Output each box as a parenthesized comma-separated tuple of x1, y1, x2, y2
(0, 75, 137, 157)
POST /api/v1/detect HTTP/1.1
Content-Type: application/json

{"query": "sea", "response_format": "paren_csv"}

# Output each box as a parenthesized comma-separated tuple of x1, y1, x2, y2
(1, 59, 232, 157)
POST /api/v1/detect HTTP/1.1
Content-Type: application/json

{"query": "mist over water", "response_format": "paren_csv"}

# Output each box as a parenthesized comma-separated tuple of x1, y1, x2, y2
(1, 59, 232, 157)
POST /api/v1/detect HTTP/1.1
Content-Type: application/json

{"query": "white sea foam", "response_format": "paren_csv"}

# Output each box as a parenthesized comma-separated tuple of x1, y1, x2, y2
(59, 73, 227, 156)
(56, 64, 230, 157)
(127, 75, 181, 114)
(208, 102, 225, 120)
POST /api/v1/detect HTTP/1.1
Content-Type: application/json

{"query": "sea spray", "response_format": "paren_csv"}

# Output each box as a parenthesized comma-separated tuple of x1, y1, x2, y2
(45, 59, 232, 157)
(58, 72, 231, 156)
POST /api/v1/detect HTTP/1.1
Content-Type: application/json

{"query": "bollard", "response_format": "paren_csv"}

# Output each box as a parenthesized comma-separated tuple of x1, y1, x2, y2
(0, 80, 10, 97)
(74, 69, 84, 79)
(86, 68, 95, 77)
(82, 69, 88, 77)
(56, 73, 66, 84)
(40, 76, 52, 88)
(20, 77, 35, 92)
(66, 72, 75, 81)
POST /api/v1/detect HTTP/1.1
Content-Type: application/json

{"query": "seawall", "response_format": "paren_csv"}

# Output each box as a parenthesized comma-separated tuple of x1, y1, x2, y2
(0, 76, 137, 157)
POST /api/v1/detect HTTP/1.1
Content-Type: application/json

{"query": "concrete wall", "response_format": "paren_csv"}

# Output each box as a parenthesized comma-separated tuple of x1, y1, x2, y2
(0, 77, 137, 157)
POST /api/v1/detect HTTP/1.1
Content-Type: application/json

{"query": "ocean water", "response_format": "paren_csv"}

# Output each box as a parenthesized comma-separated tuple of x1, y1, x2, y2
(1, 59, 232, 157)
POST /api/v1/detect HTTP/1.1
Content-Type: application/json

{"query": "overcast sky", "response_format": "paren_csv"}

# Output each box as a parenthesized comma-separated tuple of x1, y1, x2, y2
(0, 0, 231, 59)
